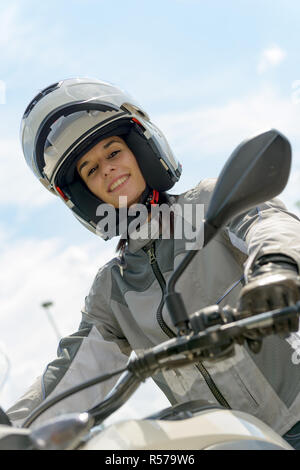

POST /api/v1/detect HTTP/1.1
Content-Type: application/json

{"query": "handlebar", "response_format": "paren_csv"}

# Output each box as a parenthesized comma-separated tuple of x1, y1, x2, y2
(14, 299, 300, 450)
(23, 301, 300, 430)
(0, 299, 296, 450)
(86, 300, 300, 426)
(88, 370, 140, 423)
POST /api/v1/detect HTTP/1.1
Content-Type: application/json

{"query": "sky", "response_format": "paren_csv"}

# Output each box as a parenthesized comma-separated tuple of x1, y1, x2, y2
(1, 0, 300, 429)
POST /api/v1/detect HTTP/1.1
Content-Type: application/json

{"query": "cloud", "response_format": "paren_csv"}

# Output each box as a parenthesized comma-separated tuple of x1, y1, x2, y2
(155, 85, 300, 164)
(2, 85, 300, 212)
(0, 232, 169, 422)
(0, 236, 115, 404)
(0, 3, 34, 62)
(0, 138, 53, 208)
(257, 45, 286, 74)
(280, 169, 300, 217)
(0, 4, 19, 48)
(0, 2, 67, 74)
(154, 84, 300, 207)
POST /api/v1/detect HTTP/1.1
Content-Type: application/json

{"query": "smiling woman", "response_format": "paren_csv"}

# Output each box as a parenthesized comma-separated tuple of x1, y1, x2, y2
(20, 78, 180, 239)
(7, 76, 300, 451)
(76, 136, 146, 208)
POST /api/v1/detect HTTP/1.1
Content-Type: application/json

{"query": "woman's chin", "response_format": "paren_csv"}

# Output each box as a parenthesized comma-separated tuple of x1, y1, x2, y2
(114, 191, 143, 208)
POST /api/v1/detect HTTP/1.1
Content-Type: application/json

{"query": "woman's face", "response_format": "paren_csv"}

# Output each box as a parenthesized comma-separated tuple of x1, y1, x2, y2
(76, 136, 146, 208)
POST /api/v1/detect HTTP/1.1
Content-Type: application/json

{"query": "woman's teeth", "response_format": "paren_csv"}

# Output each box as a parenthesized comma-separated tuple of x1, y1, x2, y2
(110, 175, 129, 192)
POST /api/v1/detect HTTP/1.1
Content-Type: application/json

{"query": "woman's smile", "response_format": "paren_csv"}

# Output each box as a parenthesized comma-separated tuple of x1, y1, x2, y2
(108, 174, 130, 193)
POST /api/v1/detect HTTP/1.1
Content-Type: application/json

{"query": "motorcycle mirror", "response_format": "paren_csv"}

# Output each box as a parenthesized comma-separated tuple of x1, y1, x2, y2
(204, 129, 291, 244)
(166, 129, 292, 333)
(30, 412, 94, 450)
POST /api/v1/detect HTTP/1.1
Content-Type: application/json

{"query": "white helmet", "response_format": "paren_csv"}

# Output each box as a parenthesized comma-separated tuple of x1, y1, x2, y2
(20, 78, 182, 239)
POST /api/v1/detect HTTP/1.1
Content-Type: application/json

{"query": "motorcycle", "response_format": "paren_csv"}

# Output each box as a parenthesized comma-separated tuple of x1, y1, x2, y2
(0, 129, 297, 450)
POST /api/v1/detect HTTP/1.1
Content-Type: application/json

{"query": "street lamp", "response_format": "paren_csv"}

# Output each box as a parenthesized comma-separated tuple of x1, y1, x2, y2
(41, 301, 62, 342)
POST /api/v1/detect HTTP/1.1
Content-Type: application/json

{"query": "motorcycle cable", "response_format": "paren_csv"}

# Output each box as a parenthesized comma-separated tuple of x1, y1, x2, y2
(21, 350, 198, 429)
(22, 366, 127, 429)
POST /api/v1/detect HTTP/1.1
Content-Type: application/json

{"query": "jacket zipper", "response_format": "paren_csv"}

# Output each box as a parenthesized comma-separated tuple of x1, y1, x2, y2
(144, 242, 231, 410)
(145, 243, 176, 338)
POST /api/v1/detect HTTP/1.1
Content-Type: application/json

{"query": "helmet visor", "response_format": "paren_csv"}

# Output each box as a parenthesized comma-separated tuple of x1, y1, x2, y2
(38, 105, 128, 181)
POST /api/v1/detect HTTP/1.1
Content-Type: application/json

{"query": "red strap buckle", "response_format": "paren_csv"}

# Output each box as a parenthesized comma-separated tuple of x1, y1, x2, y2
(150, 189, 159, 206)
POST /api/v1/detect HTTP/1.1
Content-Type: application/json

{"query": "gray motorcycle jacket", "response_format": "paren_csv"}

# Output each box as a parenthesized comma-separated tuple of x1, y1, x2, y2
(6, 178, 300, 434)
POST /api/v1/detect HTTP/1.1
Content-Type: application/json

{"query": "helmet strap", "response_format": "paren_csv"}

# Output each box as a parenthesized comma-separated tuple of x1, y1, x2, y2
(139, 185, 160, 209)
(117, 186, 161, 276)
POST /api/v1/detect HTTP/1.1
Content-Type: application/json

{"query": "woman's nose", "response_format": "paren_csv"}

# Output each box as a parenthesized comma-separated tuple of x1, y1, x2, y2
(102, 160, 116, 177)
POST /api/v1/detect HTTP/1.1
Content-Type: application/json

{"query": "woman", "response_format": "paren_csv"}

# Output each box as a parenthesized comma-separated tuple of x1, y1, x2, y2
(7, 78, 300, 447)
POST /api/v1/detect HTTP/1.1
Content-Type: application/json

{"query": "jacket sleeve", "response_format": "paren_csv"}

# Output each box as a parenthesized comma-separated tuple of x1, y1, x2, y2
(6, 263, 131, 428)
(224, 197, 300, 280)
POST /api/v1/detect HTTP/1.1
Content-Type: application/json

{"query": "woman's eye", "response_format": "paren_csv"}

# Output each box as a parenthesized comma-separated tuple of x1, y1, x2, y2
(87, 166, 97, 177)
(108, 150, 120, 159)
(86, 150, 120, 177)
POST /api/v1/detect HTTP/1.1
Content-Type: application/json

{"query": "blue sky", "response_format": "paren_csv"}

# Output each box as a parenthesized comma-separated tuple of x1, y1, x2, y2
(1, 0, 300, 426)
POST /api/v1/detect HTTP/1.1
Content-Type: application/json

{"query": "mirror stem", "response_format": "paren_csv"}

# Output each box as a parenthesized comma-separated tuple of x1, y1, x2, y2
(166, 221, 218, 335)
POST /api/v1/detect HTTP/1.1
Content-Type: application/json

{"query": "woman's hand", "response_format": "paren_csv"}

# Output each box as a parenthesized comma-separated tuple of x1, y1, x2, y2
(237, 255, 300, 349)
